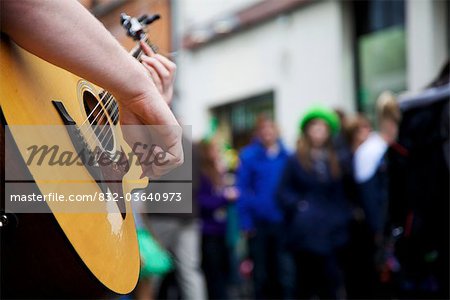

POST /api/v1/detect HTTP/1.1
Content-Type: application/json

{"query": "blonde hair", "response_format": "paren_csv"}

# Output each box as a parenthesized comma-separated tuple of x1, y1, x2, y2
(377, 91, 401, 124)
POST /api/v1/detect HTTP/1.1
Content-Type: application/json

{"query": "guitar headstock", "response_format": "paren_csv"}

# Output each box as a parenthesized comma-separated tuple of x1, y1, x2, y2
(120, 13, 160, 58)
(120, 13, 160, 41)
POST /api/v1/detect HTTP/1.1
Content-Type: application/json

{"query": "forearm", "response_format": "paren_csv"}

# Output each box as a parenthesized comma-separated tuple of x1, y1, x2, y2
(1, 0, 153, 103)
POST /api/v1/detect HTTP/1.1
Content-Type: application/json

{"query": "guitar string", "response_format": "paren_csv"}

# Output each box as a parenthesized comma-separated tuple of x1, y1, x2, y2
(99, 102, 120, 149)
(85, 95, 114, 128)
(80, 90, 112, 127)
(81, 94, 114, 140)
(84, 95, 117, 146)
(87, 100, 119, 148)
(79, 92, 114, 145)
(78, 95, 114, 151)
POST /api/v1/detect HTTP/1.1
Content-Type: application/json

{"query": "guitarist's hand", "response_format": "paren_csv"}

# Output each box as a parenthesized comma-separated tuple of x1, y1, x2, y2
(140, 41, 176, 105)
(123, 44, 181, 179)
(117, 87, 184, 179)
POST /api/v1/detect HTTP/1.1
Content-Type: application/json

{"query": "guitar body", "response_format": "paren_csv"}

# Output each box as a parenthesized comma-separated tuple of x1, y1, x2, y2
(0, 37, 146, 298)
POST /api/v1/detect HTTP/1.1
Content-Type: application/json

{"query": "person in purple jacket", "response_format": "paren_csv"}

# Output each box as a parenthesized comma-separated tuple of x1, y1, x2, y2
(197, 139, 239, 299)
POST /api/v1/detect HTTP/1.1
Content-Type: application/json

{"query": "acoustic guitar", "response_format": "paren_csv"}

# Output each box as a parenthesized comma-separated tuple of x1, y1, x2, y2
(0, 13, 160, 298)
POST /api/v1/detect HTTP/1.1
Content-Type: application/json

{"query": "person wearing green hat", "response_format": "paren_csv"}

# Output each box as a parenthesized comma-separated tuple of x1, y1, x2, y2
(299, 106, 341, 136)
(277, 106, 352, 299)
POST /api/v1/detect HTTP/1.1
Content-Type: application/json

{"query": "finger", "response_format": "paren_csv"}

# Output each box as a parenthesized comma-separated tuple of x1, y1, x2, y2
(143, 62, 163, 92)
(141, 55, 171, 87)
(141, 55, 163, 88)
(147, 67, 163, 92)
(141, 54, 166, 86)
(120, 123, 166, 179)
(120, 109, 183, 177)
(154, 54, 177, 73)
(140, 40, 156, 57)
(143, 142, 181, 178)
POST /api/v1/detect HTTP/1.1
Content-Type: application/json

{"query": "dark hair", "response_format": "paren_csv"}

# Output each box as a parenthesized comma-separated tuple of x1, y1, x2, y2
(346, 113, 371, 151)
(254, 114, 277, 132)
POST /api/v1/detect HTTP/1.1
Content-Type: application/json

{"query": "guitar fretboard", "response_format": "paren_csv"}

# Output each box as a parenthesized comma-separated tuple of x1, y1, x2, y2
(132, 35, 159, 60)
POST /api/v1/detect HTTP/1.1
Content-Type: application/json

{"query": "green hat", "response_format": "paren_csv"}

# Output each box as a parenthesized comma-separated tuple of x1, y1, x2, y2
(299, 106, 340, 135)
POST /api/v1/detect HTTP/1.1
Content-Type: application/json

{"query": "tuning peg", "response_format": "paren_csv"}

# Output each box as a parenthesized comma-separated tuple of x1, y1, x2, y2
(120, 13, 161, 41)
(139, 14, 161, 25)
(137, 14, 149, 23)
(120, 13, 130, 26)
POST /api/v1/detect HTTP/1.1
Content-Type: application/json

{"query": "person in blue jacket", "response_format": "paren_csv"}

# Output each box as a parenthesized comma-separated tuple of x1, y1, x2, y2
(277, 107, 352, 299)
(236, 116, 291, 299)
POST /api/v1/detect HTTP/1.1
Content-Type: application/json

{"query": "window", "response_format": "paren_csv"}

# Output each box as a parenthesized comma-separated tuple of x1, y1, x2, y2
(211, 91, 274, 149)
(353, 0, 406, 122)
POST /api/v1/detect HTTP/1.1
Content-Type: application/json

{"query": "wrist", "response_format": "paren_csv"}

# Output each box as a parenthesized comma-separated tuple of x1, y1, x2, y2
(113, 60, 158, 105)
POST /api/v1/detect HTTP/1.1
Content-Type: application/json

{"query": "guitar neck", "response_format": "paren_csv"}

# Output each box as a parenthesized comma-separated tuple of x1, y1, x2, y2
(131, 35, 159, 60)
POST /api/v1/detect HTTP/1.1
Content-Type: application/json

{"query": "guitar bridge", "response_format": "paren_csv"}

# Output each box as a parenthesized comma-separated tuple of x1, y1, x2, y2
(52, 100, 127, 218)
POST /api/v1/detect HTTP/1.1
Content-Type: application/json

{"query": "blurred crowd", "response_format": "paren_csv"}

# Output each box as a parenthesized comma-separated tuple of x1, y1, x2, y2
(129, 63, 449, 300)
(190, 93, 401, 300)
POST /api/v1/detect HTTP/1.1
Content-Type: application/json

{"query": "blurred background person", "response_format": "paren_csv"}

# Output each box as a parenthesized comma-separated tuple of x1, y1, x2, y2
(347, 114, 373, 153)
(354, 91, 401, 241)
(352, 91, 401, 297)
(338, 112, 375, 299)
(236, 116, 292, 299)
(277, 107, 352, 299)
(385, 62, 449, 299)
(333, 108, 356, 203)
(146, 139, 207, 300)
(333, 108, 352, 163)
(132, 213, 174, 300)
(354, 91, 401, 239)
(197, 139, 239, 299)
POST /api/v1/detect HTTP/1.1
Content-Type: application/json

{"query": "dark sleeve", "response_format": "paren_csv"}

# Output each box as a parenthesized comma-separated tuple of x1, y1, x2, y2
(236, 153, 255, 231)
(357, 173, 388, 235)
(277, 157, 300, 213)
(198, 176, 227, 212)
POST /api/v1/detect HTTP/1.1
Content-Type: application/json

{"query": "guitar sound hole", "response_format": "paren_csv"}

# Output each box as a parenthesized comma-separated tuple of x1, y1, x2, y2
(83, 91, 115, 153)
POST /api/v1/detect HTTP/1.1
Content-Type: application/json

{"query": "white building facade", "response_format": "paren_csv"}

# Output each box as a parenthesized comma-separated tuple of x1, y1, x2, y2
(173, 0, 449, 148)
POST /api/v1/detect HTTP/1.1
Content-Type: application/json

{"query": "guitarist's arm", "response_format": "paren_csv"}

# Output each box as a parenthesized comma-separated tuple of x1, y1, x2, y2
(1, 0, 183, 177)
